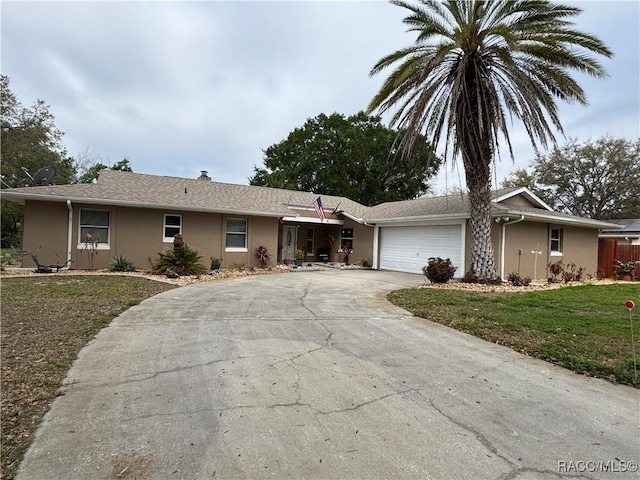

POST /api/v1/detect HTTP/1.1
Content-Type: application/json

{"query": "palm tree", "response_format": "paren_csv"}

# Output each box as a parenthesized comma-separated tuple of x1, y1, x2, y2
(368, 0, 612, 280)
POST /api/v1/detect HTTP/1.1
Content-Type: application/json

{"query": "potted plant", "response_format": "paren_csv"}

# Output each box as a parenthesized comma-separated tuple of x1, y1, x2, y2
(294, 249, 304, 266)
(613, 259, 638, 281)
(210, 256, 223, 271)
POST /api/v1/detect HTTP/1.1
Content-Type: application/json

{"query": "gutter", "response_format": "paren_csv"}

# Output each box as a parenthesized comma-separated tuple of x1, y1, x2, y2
(501, 208, 622, 229)
(65, 200, 73, 270)
(499, 215, 525, 280)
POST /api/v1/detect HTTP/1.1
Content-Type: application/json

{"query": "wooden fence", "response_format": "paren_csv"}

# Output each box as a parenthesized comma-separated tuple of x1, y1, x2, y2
(598, 239, 640, 278)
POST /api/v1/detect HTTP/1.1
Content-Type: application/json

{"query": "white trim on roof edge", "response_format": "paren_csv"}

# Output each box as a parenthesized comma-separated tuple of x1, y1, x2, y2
(500, 208, 621, 229)
(493, 187, 553, 211)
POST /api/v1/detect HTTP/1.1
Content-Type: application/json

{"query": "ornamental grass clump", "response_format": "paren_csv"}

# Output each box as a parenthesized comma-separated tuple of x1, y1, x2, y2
(422, 257, 457, 284)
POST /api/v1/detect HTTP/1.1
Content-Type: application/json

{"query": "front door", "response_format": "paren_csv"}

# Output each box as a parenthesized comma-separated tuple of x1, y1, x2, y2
(281, 226, 297, 261)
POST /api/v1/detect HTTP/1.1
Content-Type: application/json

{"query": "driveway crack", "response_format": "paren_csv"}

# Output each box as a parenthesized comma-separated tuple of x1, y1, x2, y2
(428, 397, 516, 467)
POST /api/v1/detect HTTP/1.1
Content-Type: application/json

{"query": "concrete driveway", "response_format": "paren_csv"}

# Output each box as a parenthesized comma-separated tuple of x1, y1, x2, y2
(18, 270, 638, 480)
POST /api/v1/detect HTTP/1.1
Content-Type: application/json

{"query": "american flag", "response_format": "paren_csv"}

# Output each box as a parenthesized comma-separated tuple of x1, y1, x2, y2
(313, 196, 326, 221)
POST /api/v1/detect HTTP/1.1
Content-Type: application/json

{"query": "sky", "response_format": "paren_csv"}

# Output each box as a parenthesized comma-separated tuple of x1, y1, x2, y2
(2, 0, 639, 195)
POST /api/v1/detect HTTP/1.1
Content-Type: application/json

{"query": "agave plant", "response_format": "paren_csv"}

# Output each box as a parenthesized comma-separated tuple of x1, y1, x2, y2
(107, 254, 136, 272)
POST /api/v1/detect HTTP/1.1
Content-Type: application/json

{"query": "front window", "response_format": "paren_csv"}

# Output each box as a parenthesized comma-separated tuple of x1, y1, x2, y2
(163, 214, 182, 242)
(79, 209, 110, 248)
(306, 228, 314, 256)
(226, 218, 247, 251)
(550, 228, 563, 255)
(340, 228, 353, 251)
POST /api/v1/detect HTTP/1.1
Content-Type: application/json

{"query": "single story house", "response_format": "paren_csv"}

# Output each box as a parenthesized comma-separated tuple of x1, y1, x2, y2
(1, 170, 619, 280)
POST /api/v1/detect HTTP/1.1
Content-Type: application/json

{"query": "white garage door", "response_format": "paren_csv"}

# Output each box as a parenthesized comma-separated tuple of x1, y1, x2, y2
(379, 225, 464, 275)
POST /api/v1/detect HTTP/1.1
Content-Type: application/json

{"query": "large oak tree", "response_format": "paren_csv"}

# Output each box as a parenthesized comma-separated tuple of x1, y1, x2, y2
(250, 111, 441, 206)
(367, 0, 611, 280)
(504, 137, 640, 220)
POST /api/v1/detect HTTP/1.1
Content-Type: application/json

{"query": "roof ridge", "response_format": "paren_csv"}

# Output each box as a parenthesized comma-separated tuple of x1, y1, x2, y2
(98, 170, 367, 208)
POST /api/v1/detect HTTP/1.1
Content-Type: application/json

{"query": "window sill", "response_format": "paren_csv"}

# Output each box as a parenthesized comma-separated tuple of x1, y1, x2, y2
(550, 251, 563, 257)
(77, 244, 110, 251)
(225, 247, 248, 253)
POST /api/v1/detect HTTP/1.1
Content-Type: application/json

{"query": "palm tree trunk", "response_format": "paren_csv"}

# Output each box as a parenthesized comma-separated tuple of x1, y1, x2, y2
(466, 169, 498, 280)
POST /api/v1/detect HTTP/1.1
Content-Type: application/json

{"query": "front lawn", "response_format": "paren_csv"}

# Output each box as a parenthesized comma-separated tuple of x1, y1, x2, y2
(0, 275, 177, 480)
(388, 284, 639, 387)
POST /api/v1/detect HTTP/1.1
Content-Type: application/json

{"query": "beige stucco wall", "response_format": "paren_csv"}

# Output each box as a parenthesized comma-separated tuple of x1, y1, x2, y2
(21, 201, 281, 270)
(500, 222, 549, 280)
(347, 218, 374, 265)
(501, 222, 598, 280)
(558, 225, 599, 275)
(239, 215, 279, 268)
(22, 201, 70, 268)
(463, 219, 599, 281)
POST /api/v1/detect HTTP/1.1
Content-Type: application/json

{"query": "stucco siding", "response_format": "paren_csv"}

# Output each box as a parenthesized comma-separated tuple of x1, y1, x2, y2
(22, 201, 281, 270)
(559, 225, 598, 275)
(346, 218, 374, 265)
(502, 222, 550, 280)
(245, 216, 279, 268)
(463, 220, 599, 281)
(22, 201, 70, 269)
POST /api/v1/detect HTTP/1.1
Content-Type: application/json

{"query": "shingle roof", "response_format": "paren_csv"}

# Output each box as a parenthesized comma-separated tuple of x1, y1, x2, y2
(364, 192, 468, 220)
(0, 170, 369, 219)
(600, 219, 640, 234)
(364, 188, 518, 221)
(0, 170, 618, 229)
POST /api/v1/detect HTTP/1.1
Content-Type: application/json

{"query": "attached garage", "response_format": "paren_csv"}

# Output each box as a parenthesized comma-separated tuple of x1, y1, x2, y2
(378, 223, 465, 275)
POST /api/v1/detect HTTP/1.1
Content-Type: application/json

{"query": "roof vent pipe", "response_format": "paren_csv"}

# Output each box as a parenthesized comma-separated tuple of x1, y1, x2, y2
(198, 171, 211, 181)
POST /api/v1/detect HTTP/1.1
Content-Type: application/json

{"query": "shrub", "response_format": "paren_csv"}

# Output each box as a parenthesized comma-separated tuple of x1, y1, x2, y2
(507, 272, 531, 287)
(563, 262, 587, 283)
(462, 269, 479, 283)
(422, 257, 457, 284)
(548, 261, 588, 283)
(357, 258, 371, 268)
(548, 261, 564, 282)
(107, 254, 136, 272)
(613, 259, 638, 280)
(152, 244, 207, 276)
(255, 245, 271, 268)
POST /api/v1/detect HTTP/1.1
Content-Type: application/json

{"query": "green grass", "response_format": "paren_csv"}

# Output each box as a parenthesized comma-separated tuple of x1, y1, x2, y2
(388, 284, 640, 387)
(1, 275, 177, 480)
